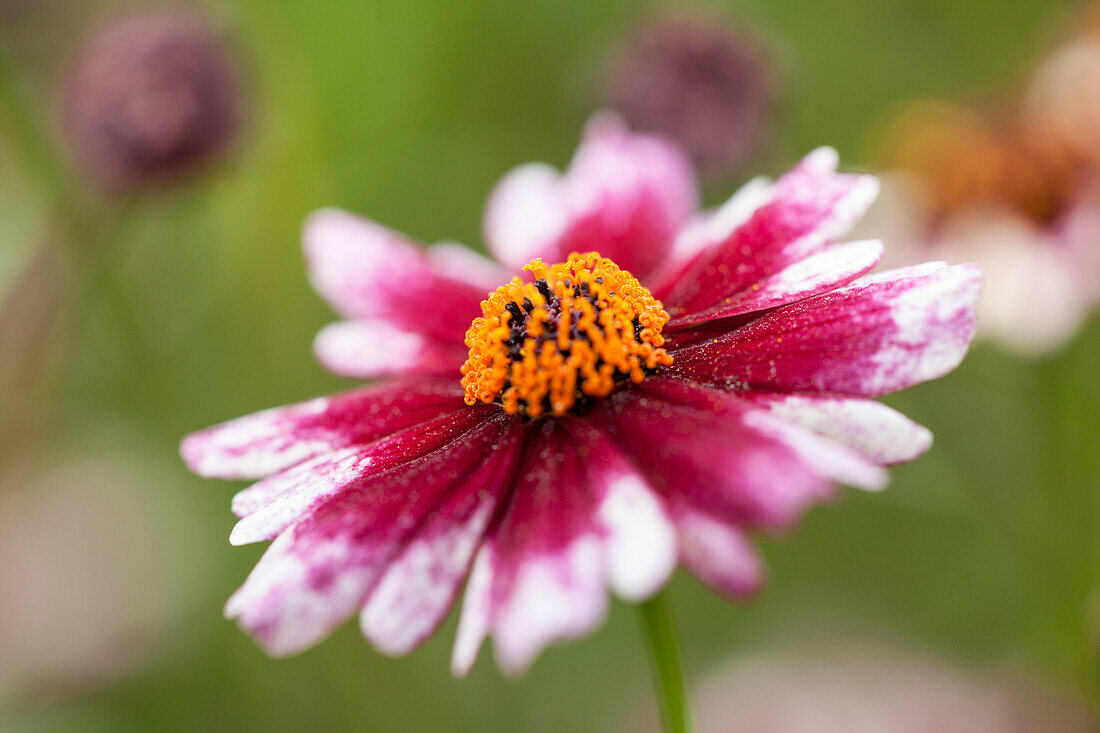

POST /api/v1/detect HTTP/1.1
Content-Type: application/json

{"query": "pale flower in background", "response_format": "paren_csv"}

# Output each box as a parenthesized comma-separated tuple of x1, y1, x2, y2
(633, 645, 1094, 732)
(856, 97, 1100, 357)
(0, 452, 207, 704)
(856, 172, 1100, 357)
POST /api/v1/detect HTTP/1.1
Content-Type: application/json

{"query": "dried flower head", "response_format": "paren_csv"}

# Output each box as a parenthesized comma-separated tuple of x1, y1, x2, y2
(59, 8, 241, 192)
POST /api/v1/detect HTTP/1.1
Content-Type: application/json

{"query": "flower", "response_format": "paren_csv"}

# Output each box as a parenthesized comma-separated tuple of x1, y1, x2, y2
(181, 115, 981, 675)
(856, 102, 1100, 356)
(1026, 39, 1100, 171)
(58, 8, 241, 192)
(604, 11, 774, 178)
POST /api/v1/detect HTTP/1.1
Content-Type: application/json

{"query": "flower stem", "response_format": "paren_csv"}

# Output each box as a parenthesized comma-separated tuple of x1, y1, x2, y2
(638, 591, 693, 733)
(0, 42, 146, 364)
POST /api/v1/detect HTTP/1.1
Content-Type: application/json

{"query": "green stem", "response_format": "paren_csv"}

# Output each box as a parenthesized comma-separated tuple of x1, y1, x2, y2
(0, 46, 85, 234)
(0, 43, 146, 363)
(639, 591, 693, 733)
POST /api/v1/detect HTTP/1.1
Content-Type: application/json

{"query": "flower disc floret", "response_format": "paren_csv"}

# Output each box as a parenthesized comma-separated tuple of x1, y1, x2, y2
(461, 252, 674, 417)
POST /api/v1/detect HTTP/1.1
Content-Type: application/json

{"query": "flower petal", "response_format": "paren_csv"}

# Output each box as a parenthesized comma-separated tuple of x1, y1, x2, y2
(564, 418, 678, 602)
(482, 163, 566, 271)
(742, 393, 933, 465)
(312, 320, 468, 380)
(593, 458, 678, 602)
(451, 543, 493, 676)
(484, 113, 698, 279)
(455, 420, 606, 676)
(359, 419, 526, 657)
(669, 239, 884, 327)
(664, 175, 773, 268)
(672, 505, 764, 600)
(228, 407, 500, 543)
(653, 148, 879, 313)
(668, 262, 982, 397)
(303, 208, 486, 341)
(598, 385, 832, 529)
(739, 409, 888, 491)
(425, 241, 508, 293)
(180, 378, 468, 480)
(224, 414, 513, 657)
(641, 379, 888, 489)
(451, 418, 676, 676)
(488, 532, 605, 676)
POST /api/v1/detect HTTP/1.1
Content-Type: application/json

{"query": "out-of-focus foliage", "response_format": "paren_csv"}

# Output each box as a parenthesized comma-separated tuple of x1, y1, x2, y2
(1, 0, 1098, 731)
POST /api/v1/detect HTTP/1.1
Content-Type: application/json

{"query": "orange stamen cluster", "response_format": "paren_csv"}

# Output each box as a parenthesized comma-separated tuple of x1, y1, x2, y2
(461, 252, 674, 418)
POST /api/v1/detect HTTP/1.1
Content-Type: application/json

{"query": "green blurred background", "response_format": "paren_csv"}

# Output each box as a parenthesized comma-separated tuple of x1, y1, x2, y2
(2, 0, 1099, 730)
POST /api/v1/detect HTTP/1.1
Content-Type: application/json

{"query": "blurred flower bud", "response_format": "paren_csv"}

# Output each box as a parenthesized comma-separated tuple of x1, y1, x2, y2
(58, 7, 242, 193)
(605, 11, 773, 179)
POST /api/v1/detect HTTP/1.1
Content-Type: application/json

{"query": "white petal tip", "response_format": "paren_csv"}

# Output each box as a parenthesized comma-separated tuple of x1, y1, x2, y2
(804, 146, 840, 172)
(228, 523, 262, 546)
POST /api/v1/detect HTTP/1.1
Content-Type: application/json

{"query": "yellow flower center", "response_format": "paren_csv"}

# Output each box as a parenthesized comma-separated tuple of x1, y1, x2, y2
(461, 252, 674, 417)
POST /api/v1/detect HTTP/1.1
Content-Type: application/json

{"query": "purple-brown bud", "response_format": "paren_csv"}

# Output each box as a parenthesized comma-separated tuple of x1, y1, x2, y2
(605, 12, 774, 179)
(59, 7, 241, 192)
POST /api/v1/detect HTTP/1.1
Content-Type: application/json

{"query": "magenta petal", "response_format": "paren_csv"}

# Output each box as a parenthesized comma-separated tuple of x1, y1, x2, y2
(638, 379, 888, 488)
(303, 208, 487, 342)
(454, 421, 605, 676)
(229, 448, 370, 534)
(663, 176, 773, 270)
(564, 418, 678, 602)
(482, 163, 565, 271)
(451, 418, 676, 676)
(424, 242, 509, 292)
(223, 414, 514, 657)
(359, 420, 526, 656)
(180, 378, 469, 480)
(673, 505, 764, 600)
(740, 409, 888, 491)
(313, 320, 467, 380)
(742, 393, 933, 465)
(228, 407, 501, 543)
(484, 113, 698, 279)
(653, 148, 879, 313)
(669, 262, 982, 397)
(669, 239, 884, 327)
(599, 386, 832, 528)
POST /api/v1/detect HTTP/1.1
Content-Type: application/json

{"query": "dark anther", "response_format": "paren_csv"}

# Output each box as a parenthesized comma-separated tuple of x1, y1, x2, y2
(522, 297, 535, 313)
(505, 302, 525, 323)
(535, 279, 553, 301)
(595, 277, 603, 284)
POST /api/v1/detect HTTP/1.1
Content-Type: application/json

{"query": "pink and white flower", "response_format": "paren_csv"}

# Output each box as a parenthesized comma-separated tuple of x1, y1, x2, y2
(182, 115, 981, 675)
